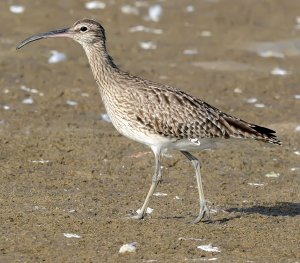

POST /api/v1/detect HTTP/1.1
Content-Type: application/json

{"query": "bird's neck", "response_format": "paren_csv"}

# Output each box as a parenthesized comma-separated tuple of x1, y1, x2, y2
(83, 43, 119, 94)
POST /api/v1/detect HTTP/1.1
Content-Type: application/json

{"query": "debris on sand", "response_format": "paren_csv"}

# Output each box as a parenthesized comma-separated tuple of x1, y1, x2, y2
(197, 244, 220, 253)
(119, 242, 137, 253)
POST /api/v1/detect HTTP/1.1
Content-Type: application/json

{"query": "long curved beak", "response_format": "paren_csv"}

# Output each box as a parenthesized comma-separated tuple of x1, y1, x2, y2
(16, 28, 71, 50)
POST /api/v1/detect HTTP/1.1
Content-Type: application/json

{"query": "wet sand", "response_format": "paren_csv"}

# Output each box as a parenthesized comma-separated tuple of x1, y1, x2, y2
(1, 0, 300, 262)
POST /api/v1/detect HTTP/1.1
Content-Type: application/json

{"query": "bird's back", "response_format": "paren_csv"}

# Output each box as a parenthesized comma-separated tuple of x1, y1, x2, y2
(102, 73, 281, 149)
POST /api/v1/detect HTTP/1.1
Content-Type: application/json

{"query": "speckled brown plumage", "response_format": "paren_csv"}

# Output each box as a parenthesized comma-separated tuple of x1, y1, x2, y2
(17, 18, 281, 223)
(118, 78, 279, 144)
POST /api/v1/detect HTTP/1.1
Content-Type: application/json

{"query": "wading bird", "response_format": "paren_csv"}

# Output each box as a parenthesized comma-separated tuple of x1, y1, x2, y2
(17, 19, 281, 223)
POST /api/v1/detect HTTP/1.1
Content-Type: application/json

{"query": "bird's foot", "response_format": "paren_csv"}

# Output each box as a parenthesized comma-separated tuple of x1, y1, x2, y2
(131, 213, 144, 220)
(189, 203, 210, 224)
(127, 209, 145, 220)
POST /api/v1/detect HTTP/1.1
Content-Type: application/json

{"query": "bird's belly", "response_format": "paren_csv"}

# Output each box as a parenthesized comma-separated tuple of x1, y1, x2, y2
(104, 104, 220, 151)
(107, 112, 220, 152)
(171, 138, 219, 151)
(108, 112, 172, 147)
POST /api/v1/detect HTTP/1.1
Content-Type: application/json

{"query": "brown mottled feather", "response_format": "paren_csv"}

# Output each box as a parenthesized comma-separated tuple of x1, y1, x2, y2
(109, 75, 280, 145)
(68, 19, 281, 146)
(16, 19, 281, 223)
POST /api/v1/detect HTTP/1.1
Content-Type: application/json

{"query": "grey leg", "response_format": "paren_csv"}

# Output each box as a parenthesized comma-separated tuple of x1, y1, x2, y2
(132, 148, 162, 220)
(181, 151, 209, 223)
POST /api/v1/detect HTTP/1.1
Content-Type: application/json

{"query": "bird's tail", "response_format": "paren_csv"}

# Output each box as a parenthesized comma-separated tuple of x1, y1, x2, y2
(222, 116, 282, 145)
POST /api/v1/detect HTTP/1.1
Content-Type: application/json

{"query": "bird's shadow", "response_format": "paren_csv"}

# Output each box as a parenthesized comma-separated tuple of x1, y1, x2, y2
(201, 202, 300, 224)
(146, 202, 300, 224)
(226, 202, 300, 217)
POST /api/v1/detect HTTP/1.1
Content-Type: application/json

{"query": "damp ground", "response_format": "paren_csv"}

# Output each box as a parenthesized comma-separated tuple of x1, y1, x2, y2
(0, 0, 299, 262)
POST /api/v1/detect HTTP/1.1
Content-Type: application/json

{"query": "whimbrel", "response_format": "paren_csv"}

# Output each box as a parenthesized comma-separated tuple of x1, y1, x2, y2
(17, 19, 281, 223)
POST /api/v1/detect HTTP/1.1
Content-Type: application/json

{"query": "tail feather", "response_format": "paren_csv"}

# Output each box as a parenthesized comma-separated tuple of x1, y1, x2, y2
(222, 116, 281, 145)
(250, 124, 281, 145)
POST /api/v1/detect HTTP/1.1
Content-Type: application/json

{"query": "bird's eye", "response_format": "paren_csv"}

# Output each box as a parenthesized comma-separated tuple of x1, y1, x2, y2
(80, 26, 88, 32)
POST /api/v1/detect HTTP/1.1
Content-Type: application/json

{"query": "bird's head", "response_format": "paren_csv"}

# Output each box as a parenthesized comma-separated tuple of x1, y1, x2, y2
(17, 19, 106, 49)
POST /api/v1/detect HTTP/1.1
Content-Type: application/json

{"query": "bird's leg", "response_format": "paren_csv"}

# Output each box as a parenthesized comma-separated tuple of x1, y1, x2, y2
(181, 151, 209, 223)
(132, 148, 162, 220)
